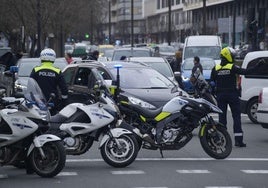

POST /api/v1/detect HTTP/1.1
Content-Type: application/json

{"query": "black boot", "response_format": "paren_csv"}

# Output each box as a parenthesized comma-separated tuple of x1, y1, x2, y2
(234, 136, 246, 147)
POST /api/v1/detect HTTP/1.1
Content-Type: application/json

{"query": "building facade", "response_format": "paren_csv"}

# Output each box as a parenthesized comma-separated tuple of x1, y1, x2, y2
(104, 0, 268, 49)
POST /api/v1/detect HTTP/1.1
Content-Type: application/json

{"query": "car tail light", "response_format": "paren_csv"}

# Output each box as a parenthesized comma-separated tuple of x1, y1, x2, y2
(258, 90, 263, 104)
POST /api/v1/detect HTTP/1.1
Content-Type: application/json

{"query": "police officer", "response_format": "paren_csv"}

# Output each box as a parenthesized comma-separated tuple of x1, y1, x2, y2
(30, 48, 68, 114)
(210, 47, 260, 147)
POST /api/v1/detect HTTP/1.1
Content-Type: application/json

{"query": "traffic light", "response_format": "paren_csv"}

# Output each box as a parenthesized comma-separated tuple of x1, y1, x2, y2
(85, 33, 89, 39)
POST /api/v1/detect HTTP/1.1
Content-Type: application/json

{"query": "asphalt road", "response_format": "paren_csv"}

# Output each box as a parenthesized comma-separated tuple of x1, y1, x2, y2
(1, 113, 268, 188)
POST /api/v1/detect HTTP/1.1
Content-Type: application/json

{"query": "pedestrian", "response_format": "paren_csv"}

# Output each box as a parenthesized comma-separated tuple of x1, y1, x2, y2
(191, 56, 203, 76)
(87, 50, 99, 61)
(170, 50, 184, 89)
(210, 47, 263, 147)
(30, 48, 68, 115)
(65, 52, 74, 64)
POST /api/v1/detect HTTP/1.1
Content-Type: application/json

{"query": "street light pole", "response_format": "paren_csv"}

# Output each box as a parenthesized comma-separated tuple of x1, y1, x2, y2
(202, 0, 207, 34)
(168, 0, 171, 45)
(131, 0, 134, 47)
(232, 0, 236, 48)
(36, 0, 41, 56)
(108, 0, 111, 44)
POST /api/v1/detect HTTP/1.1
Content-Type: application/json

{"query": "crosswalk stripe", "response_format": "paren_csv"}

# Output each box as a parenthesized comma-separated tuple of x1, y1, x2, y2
(176, 169, 211, 173)
(206, 186, 243, 188)
(241, 170, 268, 174)
(111, 170, 145, 175)
(0, 174, 8, 179)
(57, 172, 78, 176)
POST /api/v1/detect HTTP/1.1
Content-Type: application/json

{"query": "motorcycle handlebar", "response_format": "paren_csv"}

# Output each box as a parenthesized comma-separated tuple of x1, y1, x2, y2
(0, 99, 21, 106)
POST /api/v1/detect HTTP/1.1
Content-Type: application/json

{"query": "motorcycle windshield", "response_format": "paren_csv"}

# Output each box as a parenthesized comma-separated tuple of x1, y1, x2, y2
(24, 78, 48, 111)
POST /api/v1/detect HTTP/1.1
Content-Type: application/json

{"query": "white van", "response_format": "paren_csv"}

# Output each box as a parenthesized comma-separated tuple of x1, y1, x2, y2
(183, 35, 222, 64)
(239, 51, 268, 123)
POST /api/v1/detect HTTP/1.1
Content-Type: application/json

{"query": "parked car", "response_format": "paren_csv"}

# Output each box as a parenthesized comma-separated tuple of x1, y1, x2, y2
(111, 47, 152, 61)
(181, 57, 215, 94)
(239, 51, 268, 123)
(128, 56, 178, 85)
(257, 87, 268, 128)
(14, 58, 68, 95)
(153, 45, 176, 62)
(98, 44, 114, 57)
(62, 60, 188, 108)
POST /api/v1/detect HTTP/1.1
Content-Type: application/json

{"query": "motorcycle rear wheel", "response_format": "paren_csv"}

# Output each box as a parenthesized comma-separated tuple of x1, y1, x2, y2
(29, 141, 66, 177)
(199, 125, 232, 159)
(100, 134, 139, 168)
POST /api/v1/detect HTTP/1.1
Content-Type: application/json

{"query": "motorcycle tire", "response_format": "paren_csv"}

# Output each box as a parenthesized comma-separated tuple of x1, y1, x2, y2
(199, 124, 232, 159)
(29, 141, 66, 178)
(100, 134, 139, 168)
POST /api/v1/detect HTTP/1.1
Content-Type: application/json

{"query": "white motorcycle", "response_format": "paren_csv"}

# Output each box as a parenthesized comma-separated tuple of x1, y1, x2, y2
(0, 78, 66, 177)
(48, 75, 139, 168)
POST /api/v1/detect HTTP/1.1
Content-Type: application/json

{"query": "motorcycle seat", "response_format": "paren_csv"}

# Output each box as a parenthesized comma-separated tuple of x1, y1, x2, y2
(128, 104, 163, 118)
(50, 113, 68, 123)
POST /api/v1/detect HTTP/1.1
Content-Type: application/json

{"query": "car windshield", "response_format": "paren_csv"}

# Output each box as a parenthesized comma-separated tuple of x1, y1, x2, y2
(158, 46, 176, 53)
(109, 67, 174, 89)
(183, 59, 215, 70)
(141, 61, 173, 77)
(184, 46, 221, 60)
(113, 50, 151, 60)
(18, 61, 40, 76)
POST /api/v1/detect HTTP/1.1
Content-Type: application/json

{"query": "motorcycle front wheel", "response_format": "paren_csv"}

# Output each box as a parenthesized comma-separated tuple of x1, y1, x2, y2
(199, 124, 232, 159)
(29, 141, 66, 178)
(100, 134, 139, 168)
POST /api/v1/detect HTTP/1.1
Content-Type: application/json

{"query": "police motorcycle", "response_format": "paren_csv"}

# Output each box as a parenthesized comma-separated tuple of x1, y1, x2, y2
(48, 69, 139, 168)
(0, 76, 66, 178)
(113, 65, 232, 159)
(190, 68, 217, 105)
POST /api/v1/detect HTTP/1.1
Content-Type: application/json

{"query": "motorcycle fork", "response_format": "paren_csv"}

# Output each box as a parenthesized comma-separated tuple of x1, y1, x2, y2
(206, 116, 221, 143)
(107, 130, 123, 150)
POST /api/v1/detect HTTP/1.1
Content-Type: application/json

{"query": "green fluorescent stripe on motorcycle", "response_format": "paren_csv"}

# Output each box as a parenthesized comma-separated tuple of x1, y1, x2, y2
(140, 115, 146, 122)
(200, 125, 206, 137)
(154, 112, 170, 121)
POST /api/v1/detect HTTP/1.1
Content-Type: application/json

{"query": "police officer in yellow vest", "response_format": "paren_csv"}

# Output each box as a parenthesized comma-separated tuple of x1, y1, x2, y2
(30, 48, 68, 115)
(210, 47, 260, 147)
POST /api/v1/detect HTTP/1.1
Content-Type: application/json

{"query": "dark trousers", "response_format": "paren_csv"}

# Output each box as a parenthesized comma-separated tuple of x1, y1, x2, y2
(216, 91, 244, 143)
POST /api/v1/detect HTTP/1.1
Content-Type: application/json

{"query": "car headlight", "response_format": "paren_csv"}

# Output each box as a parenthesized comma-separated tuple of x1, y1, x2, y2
(128, 96, 156, 109)
(15, 83, 27, 92)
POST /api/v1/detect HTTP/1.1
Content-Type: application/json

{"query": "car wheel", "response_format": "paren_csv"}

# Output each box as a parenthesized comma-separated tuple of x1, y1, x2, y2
(246, 98, 258, 124)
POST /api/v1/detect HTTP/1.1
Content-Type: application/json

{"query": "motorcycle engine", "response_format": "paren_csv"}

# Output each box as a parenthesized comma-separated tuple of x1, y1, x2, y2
(63, 137, 77, 147)
(162, 128, 180, 143)
(0, 148, 11, 163)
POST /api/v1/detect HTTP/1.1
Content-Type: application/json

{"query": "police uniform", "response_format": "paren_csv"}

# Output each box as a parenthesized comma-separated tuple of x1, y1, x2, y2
(210, 47, 257, 147)
(30, 62, 68, 101)
(30, 48, 68, 114)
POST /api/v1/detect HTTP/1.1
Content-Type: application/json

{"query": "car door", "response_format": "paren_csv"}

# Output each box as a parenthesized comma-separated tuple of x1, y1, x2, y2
(66, 66, 95, 103)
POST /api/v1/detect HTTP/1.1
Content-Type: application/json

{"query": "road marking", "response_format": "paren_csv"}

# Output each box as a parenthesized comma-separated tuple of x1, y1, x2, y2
(176, 169, 211, 173)
(111, 170, 145, 175)
(133, 187, 168, 188)
(241, 170, 268, 174)
(66, 158, 268, 163)
(57, 172, 78, 176)
(205, 187, 243, 188)
(0, 174, 8, 179)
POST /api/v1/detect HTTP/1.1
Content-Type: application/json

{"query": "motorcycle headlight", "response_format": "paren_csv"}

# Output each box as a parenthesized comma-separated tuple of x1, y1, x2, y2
(128, 96, 156, 109)
(15, 83, 27, 92)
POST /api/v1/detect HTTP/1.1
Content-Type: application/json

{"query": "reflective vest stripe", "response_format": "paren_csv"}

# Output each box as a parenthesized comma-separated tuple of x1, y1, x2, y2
(34, 62, 61, 74)
(215, 63, 233, 71)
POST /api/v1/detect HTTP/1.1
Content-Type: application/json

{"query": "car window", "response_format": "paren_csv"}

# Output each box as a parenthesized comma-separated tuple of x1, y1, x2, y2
(74, 67, 92, 86)
(109, 68, 174, 89)
(96, 67, 111, 80)
(63, 67, 76, 85)
(246, 57, 268, 78)
(113, 50, 151, 60)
